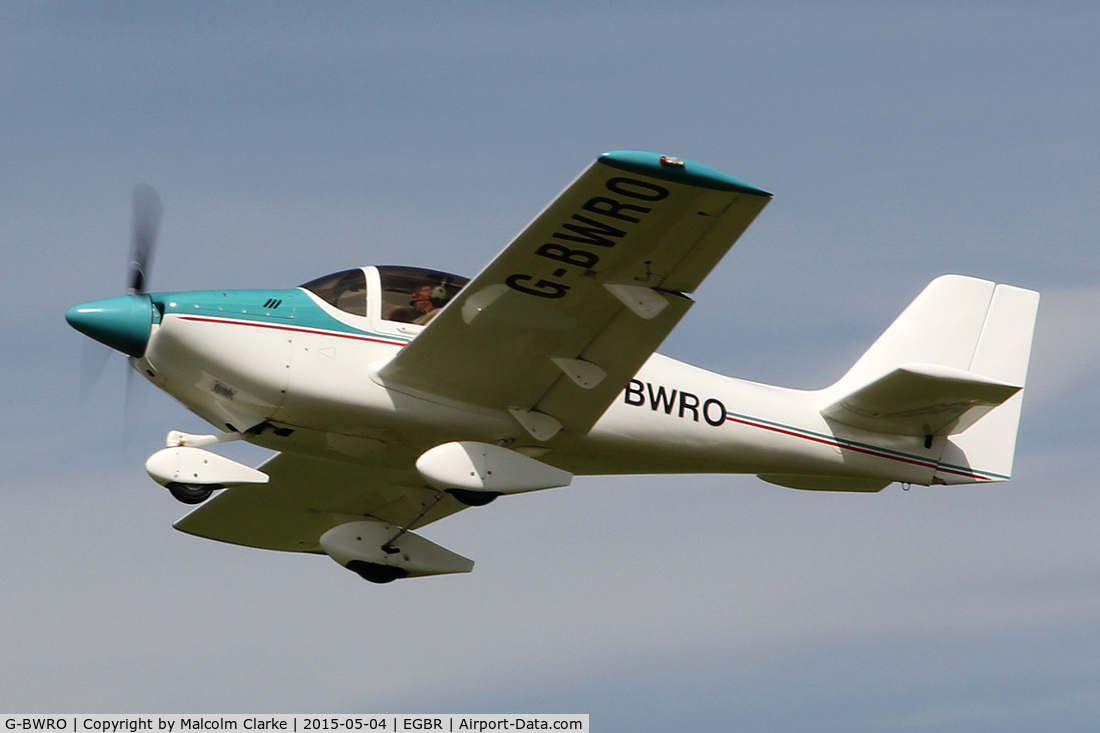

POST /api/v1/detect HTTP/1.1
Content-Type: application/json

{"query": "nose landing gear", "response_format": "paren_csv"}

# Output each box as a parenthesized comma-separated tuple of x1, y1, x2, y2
(147, 431, 270, 505)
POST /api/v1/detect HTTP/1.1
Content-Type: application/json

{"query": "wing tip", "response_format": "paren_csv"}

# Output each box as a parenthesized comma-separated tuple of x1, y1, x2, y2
(598, 150, 771, 197)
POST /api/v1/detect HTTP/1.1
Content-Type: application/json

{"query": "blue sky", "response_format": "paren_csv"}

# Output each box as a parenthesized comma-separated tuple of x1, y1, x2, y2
(2, 2, 1099, 729)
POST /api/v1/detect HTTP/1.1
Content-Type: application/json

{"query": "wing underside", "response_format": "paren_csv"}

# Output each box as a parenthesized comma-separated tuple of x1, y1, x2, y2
(173, 452, 468, 552)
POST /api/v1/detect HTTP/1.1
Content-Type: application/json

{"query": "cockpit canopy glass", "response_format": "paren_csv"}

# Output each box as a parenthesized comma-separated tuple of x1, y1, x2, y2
(300, 268, 367, 316)
(377, 265, 469, 325)
(301, 266, 469, 323)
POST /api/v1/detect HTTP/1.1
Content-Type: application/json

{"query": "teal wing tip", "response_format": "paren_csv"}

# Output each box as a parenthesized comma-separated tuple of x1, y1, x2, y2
(598, 150, 771, 197)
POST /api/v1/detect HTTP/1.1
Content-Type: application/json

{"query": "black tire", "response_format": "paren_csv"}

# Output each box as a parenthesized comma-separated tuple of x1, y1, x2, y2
(346, 560, 409, 584)
(166, 482, 219, 504)
(446, 489, 501, 507)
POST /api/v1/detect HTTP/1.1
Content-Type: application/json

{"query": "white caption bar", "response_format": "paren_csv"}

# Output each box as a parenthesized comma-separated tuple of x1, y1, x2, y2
(1, 716, 589, 733)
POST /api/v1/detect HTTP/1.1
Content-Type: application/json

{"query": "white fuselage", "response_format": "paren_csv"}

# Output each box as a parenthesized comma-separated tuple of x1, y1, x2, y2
(137, 287, 952, 490)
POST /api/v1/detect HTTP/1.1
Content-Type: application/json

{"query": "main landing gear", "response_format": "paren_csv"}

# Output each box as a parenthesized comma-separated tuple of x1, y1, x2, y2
(165, 482, 221, 505)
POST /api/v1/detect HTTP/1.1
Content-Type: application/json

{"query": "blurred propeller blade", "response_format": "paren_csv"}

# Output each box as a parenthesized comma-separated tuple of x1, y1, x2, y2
(128, 183, 163, 294)
(79, 340, 112, 403)
(123, 357, 150, 445)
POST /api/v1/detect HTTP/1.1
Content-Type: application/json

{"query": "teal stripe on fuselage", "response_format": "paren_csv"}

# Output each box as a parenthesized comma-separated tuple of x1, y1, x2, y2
(151, 288, 409, 342)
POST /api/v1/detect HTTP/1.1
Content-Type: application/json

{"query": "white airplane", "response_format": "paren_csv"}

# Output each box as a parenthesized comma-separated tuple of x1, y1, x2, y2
(67, 151, 1039, 583)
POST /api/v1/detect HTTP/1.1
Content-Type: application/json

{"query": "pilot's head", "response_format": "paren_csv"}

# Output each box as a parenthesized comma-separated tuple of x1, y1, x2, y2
(411, 284, 449, 312)
(411, 284, 435, 312)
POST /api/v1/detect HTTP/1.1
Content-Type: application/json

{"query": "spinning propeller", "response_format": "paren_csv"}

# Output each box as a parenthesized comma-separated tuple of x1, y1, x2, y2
(67, 185, 162, 358)
(69, 184, 166, 437)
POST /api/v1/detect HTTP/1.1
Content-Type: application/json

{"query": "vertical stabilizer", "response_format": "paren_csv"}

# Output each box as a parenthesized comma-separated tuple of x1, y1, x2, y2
(825, 275, 1039, 484)
(830, 275, 996, 394)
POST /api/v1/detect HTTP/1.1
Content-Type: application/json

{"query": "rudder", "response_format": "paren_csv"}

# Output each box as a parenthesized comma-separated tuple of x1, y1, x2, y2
(934, 282, 1039, 483)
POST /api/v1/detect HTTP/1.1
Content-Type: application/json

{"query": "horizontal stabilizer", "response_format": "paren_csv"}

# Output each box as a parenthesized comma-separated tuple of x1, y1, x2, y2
(822, 363, 1021, 437)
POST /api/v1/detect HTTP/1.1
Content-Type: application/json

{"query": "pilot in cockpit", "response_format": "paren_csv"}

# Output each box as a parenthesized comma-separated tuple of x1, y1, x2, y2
(388, 284, 446, 325)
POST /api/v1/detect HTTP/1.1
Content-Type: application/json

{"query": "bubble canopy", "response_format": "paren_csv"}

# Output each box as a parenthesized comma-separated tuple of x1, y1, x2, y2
(301, 266, 469, 323)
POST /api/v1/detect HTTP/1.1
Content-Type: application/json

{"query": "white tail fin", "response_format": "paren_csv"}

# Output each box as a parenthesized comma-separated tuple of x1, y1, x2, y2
(825, 275, 1039, 483)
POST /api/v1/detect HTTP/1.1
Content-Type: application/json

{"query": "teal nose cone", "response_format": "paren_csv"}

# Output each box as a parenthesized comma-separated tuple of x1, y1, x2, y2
(66, 294, 154, 358)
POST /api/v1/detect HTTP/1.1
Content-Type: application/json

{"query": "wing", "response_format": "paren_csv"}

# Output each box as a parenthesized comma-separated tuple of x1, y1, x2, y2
(375, 151, 771, 440)
(173, 452, 469, 552)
